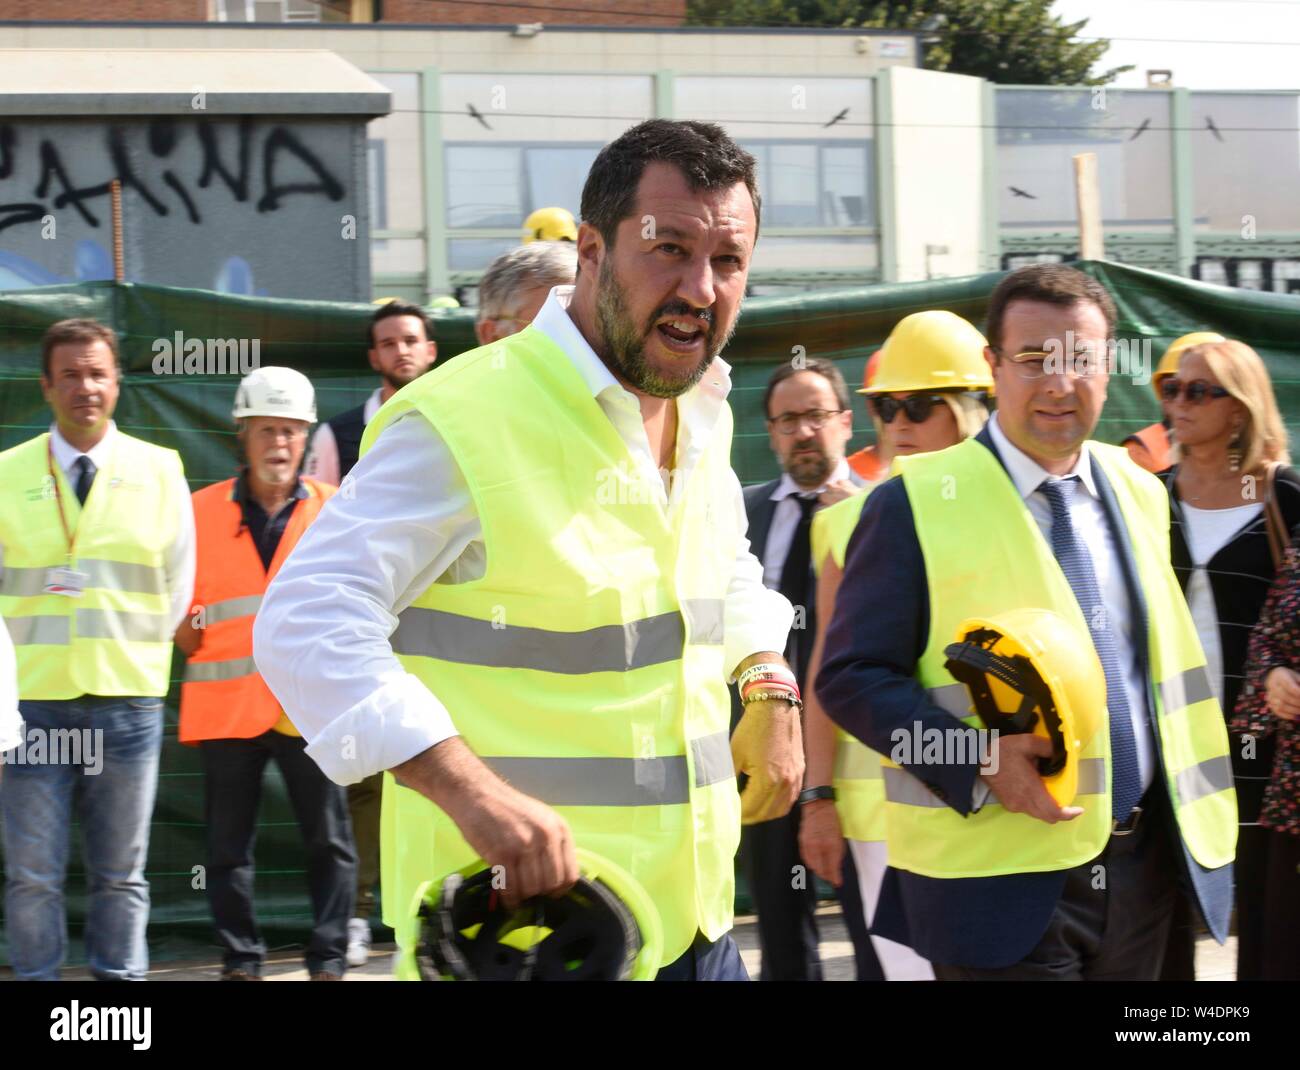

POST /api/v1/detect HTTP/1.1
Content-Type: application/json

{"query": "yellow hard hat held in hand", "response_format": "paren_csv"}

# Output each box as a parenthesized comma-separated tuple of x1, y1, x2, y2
(943, 608, 1105, 807)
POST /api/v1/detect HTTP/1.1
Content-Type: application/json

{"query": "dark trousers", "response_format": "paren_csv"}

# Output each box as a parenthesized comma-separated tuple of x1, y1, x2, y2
(740, 804, 822, 981)
(345, 771, 383, 921)
(839, 846, 885, 981)
(654, 933, 748, 981)
(200, 732, 357, 976)
(1261, 827, 1300, 981)
(934, 789, 1180, 981)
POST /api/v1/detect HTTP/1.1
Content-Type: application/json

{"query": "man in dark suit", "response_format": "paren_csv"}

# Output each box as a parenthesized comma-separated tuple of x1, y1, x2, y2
(737, 357, 873, 981)
(817, 265, 1236, 980)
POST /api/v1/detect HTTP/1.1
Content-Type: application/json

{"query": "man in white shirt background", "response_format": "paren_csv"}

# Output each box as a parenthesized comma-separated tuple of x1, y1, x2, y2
(255, 118, 804, 980)
(0, 319, 195, 980)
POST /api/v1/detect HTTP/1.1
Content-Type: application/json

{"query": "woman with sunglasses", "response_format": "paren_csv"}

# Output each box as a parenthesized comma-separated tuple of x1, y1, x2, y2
(798, 310, 993, 980)
(1157, 339, 1299, 981)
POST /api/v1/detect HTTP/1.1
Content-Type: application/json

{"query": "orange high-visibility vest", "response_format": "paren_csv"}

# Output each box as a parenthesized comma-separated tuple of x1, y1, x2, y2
(847, 444, 885, 483)
(1123, 423, 1172, 474)
(179, 476, 334, 744)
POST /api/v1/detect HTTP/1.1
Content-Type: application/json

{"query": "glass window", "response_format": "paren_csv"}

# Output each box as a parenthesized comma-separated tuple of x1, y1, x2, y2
(749, 235, 879, 273)
(446, 147, 523, 228)
(526, 146, 600, 219)
(440, 75, 653, 144)
(371, 238, 426, 275)
(1190, 93, 1300, 232)
(742, 142, 873, 227)
(449, 239, 519, 272)
(996, 89, 1174, 231)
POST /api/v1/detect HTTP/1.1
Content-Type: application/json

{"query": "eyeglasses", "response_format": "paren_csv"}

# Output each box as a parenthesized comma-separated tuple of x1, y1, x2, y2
(768, 408, 845, 436)
(1159, 378, 1231, 405)
(868, 393, 950, 425)
(999, 348, 1106, 381)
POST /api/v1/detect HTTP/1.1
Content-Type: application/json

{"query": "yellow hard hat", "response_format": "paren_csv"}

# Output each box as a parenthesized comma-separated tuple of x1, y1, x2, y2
(943, 608, 1105, 807)
(860, 311, 994, 396)
(522, 207, 578, 244)
(372, 296, 403, 305)
(1152, 331, 1227, 396)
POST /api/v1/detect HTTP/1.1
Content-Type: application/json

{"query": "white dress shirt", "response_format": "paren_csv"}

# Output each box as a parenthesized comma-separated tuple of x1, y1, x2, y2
(0, 616, 20, 753)
(988, 414, 1156, 794)
(0, 422, 195, 636)
(761, 459, 852, 587)
(255, 285, 792, 785)
(303, 387, 384, 487)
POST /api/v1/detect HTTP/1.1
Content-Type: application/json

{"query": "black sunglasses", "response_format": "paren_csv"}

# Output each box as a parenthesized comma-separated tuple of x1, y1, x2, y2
(1160, 378, 1230, 404)
(869, 393, 950, 424)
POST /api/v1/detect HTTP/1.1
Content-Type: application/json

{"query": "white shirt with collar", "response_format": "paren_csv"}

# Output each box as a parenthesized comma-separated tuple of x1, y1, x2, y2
(0, 422, 195, 638)
(255, 285, 793, 785)
(304, 387, 385, 488)
(987, 413, 1155, 795)
(761, 459, 852, 588)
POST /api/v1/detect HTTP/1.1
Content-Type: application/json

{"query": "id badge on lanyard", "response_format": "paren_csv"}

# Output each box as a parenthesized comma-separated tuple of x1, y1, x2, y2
(44, 443, 89, 597)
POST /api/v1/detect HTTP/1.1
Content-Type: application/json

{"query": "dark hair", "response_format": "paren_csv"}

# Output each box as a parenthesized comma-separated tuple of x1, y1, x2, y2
(763, 358, 850, 419)
(985, 264, 1117, 354)
(579, 119, 761, 251)
(41, 318, 120, 378)
(368, 301, 433, 349)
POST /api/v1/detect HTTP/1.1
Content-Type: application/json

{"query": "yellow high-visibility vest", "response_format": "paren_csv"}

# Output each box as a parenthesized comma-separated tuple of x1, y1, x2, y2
(810, 490, 883, 842)
(0, 431, 184, 699)
(366, 326, 742, 974)
(883, 438, 1236, 877)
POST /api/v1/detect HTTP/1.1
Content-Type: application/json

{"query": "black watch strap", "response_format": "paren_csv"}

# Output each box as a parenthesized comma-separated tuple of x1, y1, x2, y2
(798, 785, 836, 805)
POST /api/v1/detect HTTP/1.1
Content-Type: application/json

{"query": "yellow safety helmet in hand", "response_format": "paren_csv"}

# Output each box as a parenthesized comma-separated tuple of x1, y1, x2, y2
(860, 310, 994, 397)
(943, 608, 1105, 807)
(1152, 331, 1227, 397)
(522, 206, 578, 244)
(406, 847, 663, 981)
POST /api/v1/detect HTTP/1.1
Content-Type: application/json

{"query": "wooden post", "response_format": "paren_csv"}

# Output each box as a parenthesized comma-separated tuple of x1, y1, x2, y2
(110, 179, 125, 283)
(1072, 152, 1104, 261)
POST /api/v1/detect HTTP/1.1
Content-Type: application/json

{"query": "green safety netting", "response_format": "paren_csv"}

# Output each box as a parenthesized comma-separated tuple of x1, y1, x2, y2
(1, 261, 1297, 965)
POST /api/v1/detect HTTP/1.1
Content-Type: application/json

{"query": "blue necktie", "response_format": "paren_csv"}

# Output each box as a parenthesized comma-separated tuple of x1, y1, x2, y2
(73, 456, 96, 506)
(1039, 477, 1143, 820)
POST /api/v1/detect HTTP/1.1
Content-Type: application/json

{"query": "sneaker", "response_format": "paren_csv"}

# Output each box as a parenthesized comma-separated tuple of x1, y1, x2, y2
(310, 970, 342, 981)
(220, 967, 263, 981)
(346, 917, 371, 968)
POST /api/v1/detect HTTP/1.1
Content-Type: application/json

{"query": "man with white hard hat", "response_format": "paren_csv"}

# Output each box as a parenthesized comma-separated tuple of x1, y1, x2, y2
(175, 366, 357, 981)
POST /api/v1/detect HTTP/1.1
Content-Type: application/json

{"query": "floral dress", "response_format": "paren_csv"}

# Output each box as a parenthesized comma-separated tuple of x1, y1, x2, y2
(1233, 545, 1300, 835)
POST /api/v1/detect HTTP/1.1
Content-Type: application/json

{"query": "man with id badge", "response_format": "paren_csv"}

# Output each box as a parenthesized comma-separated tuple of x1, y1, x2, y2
(0, 319, 195, 981)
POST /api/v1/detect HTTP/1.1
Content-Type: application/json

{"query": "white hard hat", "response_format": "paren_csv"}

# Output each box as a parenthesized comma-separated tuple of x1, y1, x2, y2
(232, 366, 316, 424)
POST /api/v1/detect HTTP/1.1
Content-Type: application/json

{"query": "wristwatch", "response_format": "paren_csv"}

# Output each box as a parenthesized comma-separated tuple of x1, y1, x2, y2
(798, 786, 836, 806)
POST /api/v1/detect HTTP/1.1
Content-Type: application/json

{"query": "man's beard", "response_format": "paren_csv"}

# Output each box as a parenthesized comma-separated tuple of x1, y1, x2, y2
(787, 443, 832, 487)
(593, 258, 738, 399)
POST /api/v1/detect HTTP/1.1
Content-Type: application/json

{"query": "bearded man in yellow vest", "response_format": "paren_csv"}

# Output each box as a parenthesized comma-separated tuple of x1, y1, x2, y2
(254, 120, 803, 981)
(0, 318, 195, 981)
(175, 367, 356, 981)
(818, 265, 1236, 980)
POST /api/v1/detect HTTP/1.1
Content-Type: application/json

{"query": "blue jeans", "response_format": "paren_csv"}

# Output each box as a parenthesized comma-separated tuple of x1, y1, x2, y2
(1, 696, 163, 980)
(654, 932, 749, 981)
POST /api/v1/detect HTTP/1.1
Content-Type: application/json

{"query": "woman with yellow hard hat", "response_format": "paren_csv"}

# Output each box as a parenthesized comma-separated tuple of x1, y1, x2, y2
(798, 310, 993, 980)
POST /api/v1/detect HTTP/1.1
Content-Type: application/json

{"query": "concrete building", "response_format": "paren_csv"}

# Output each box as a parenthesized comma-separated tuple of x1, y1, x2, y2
(2, 20, 1295, 300)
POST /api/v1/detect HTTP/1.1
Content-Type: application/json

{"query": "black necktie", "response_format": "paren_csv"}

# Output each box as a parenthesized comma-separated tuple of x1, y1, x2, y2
(73, 456, 96, 506)
(778, 494, 818, 686)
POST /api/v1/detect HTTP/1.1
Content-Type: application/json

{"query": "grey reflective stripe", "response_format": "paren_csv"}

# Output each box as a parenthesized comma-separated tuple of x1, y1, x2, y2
(928, 683, 973, 719)
(184, 655, 259, 683)
(392, 607, 688, 674)
(0, 560, 164, 597)
(485, 755, 690, 806)
(884, 756, 1107, 808)
(1159, 666, 1215, 716)
(204, 594, 264, 625)
(691, 731, 733, 787)
(0, 567, 49, 598)
(80, 559, 167, 595)
(1175, 755, 1234, 807)
(76, 609, 169, 643)
(835, 738, 883, 781)
(681, 598, 725, 645)
(882, 765, 948, 807)
(5, 615, 70, 645)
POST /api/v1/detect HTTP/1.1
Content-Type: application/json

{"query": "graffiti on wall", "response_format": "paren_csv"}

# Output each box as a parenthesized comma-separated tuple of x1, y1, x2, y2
(0, 118, 366, 301)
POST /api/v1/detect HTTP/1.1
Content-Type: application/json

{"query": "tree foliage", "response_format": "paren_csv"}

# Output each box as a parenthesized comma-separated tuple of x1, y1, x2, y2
(686, 0, 1133, 85)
